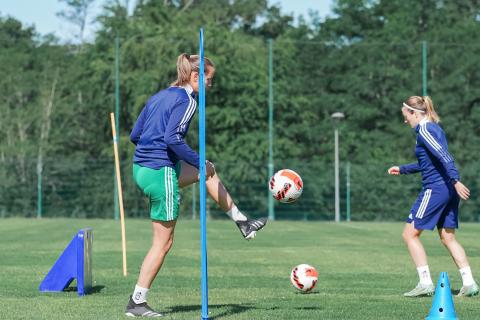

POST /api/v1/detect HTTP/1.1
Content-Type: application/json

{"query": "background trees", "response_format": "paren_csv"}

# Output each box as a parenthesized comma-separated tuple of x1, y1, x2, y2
(1, 0, 479, 220)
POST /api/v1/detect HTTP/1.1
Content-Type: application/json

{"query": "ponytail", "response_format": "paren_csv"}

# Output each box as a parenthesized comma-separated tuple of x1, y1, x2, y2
(404, 95, 440, 123)
(423, 96, 440, 123)
(171, 53, 215, 87)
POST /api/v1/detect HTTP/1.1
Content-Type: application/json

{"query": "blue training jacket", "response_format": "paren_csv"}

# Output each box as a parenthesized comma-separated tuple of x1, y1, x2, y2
(399, 118, 459, 187)
(130, 85, 199, 169)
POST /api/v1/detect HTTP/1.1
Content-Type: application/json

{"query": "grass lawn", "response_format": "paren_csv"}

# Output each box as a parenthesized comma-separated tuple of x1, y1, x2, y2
(1, 218, 479, 319)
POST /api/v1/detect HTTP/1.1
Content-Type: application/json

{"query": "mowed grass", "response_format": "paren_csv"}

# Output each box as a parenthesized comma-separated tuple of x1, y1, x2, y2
(0, 218, 479, 319)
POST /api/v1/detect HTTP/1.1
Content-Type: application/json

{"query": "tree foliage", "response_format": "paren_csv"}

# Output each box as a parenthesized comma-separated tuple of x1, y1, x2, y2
(1, 0, 479, 220)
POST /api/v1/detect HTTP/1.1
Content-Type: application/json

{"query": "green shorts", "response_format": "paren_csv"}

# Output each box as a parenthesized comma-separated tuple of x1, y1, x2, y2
(133, 163, 182, 221)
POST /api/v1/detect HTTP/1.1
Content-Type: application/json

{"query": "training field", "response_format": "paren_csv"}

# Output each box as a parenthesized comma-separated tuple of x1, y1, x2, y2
(1, 219, 479, 319)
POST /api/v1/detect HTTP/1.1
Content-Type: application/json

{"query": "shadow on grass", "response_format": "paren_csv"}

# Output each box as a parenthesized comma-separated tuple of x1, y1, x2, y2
(64, 285, 105, 294)
(168, 303, 280, 319)
(293, 306, 324, 310)
(294, 291, 321, 295)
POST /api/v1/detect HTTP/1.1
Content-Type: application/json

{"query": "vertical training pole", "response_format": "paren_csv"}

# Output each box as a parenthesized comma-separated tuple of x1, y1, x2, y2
(199, 28, 209, 320)
(422, 40, 427, 96)
(267, 38, 275, 221)
(114, 33, 120, 220)
(110, 113, 128, 277)
(346, 162, 351, 222)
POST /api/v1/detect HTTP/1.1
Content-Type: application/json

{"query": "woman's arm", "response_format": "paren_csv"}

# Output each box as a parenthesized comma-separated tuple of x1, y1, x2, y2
(130, 107, 147, 145)
(388, 163, 420, 176)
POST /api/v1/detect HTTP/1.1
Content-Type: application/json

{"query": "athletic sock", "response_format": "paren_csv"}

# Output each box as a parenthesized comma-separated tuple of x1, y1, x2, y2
(459, 266, 475, 286)
(132, 284, 149, 304)
(417, 265, 433, 286)
(226, 205, 247, 221)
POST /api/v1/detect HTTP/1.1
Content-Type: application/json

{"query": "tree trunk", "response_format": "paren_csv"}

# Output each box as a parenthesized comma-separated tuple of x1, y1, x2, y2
(36, 69, 59, 216)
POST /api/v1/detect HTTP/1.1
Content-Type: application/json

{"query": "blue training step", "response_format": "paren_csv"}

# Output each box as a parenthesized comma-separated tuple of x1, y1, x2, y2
(39, 228, 93, 296)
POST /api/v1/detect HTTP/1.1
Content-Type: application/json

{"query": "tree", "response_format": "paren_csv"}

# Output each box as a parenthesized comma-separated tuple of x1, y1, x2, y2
(57, 0, 97, 45)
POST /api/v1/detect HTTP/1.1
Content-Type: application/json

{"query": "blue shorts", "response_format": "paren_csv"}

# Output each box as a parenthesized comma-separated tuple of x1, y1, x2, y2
(407, 182, 459, 230)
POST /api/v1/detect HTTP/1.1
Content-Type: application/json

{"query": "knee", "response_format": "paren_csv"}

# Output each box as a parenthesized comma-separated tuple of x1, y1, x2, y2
(440, 235, 455, 247)
(153, 237, 174, 255)
(163, 237, 174, 253)
(402, 230, 412, 243)
(205, 171, 217, 182)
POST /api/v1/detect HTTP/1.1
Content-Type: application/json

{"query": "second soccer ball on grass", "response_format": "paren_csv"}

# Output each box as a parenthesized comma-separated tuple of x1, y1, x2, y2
(290, 264, 318, 293)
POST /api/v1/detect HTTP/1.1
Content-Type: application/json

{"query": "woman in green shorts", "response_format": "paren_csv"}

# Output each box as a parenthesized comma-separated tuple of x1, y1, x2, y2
(125, 53, 267, 317)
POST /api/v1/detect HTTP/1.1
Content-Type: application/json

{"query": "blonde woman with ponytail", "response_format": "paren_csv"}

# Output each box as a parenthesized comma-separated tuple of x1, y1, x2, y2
(125, 53, 268, 317)
(388, 96, 478, 298)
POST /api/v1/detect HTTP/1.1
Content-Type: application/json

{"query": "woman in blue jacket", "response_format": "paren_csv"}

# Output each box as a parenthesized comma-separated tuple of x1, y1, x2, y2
(388, 96, 478, 298)
(125, 53, 267, 317)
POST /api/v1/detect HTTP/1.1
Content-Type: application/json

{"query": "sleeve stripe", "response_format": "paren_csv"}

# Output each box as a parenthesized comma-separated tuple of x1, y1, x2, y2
(178, 94, 196, 128)
(419, 124, 453, 162)
(176, 95, 197, 140)
(419, 124, 442, 150)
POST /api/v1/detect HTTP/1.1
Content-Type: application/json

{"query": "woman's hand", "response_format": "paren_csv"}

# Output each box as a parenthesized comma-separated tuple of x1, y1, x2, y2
(454, 181, 470, 200)
(387, 166, 400, 175)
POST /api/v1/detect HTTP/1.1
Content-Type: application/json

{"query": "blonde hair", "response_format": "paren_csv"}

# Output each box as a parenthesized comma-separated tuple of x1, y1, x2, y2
(404, 96, 440, 123)
(171, 53, 215, 87)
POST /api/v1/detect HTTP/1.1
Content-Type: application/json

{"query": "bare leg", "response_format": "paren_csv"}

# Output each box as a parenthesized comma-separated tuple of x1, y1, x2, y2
(177, 161, 266, 240)
(402, 222, 427, 267)
(178, 161, 234, 212)
(137, 220, 176, 288)
(438, 228, 469, 268)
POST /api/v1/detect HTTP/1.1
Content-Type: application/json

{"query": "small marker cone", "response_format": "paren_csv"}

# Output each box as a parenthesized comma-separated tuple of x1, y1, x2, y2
(426, 272, 458, 320)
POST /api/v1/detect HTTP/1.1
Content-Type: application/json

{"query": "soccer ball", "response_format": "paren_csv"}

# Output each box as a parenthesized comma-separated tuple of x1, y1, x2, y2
(290, 264, 318, 293)
(269, 169, 303, 203)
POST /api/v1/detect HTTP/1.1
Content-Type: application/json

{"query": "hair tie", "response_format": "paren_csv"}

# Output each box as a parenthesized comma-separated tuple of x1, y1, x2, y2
(184, 54, 190, 60)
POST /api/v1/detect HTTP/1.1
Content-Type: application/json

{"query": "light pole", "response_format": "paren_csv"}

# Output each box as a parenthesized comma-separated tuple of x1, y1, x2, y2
(331, 112, 345, 223)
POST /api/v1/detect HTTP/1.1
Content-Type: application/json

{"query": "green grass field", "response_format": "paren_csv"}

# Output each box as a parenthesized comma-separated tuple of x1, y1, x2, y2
(1, 218, 479, 319)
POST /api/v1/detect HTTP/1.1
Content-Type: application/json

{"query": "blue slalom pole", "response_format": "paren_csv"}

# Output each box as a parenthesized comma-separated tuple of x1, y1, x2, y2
(199, 28, 209, 320)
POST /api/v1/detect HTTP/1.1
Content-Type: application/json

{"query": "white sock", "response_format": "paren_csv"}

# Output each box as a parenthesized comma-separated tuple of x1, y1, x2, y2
(459, 266, 475, 286)
(226, 205, 247, 221)
(132, 284, 149, 304)
(417, 265, 433, 286)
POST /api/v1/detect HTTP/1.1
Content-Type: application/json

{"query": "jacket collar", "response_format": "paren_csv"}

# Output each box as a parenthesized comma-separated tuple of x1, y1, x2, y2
(415, 117, 429, 132)
(182, 84, 195, 98)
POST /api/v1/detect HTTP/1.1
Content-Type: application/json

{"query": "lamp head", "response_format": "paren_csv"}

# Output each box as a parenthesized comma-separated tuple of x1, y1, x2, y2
(331, 112, 345, 120)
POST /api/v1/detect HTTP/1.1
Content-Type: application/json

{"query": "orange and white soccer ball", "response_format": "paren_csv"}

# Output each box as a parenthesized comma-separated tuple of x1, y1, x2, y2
(290, 264, 318, 293)
(269, 169, 303, 203)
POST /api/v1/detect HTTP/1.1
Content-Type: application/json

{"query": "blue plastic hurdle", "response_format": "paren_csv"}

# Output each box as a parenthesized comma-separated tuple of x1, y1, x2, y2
(39, 228, 93, 296)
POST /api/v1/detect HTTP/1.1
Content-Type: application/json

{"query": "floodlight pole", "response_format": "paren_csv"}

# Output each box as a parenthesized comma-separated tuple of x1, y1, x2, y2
(114, 32, 120, 220)
(331, 112, 344, 223)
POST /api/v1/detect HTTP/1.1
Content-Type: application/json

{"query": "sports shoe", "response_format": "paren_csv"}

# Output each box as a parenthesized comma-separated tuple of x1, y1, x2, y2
(458, 282, 479, 297)
(403, 283, 435, 297)
(236, 217, 267, 240)
(125, 296, 163, 317)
